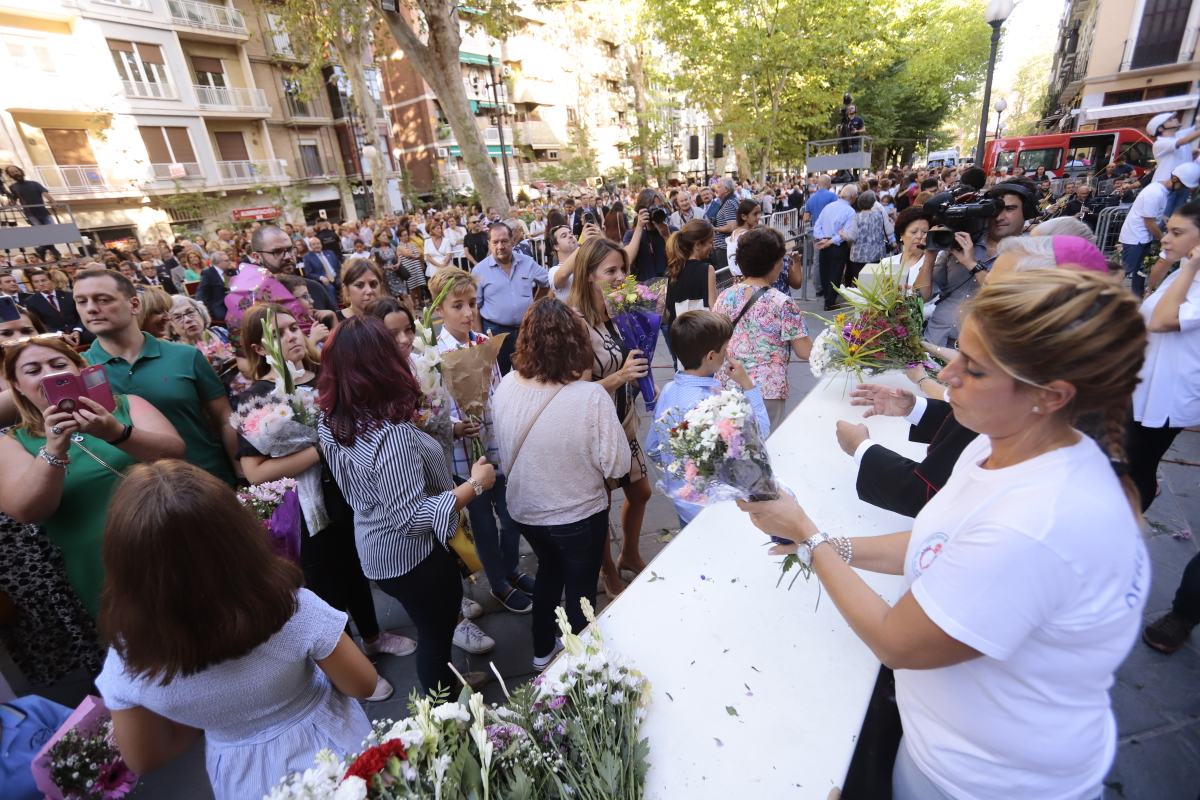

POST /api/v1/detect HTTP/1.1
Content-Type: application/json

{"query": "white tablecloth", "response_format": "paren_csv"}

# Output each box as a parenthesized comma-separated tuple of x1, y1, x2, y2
(589, 372, 928, 798)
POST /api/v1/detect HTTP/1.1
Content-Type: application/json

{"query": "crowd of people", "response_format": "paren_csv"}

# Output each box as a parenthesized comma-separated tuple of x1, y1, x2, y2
(0, 119, 1198, 798)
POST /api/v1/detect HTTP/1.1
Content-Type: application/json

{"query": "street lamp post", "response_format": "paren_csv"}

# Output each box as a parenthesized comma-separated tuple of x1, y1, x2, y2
(975, 0, 1014, 167)
(486, 55, 514, 205)
(993, 97, 1008, 141)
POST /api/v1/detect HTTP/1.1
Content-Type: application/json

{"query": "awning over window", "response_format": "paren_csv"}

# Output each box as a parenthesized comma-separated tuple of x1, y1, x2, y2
(1083, 94, 1199, 123)
(458, 51, 493, 67)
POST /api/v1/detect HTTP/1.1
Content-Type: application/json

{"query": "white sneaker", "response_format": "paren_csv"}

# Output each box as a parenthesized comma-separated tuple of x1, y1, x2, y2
(532, 638, 564, 671)
(362, 631, 417, 657)
(461, 597, 484, 620)
(453, 619, 495, 654)
(367, 675, 394, 702)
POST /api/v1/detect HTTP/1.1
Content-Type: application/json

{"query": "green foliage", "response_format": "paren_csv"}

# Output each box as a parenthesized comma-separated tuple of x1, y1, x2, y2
(536, 156, 596, 186)
(644, 0, 992, 172)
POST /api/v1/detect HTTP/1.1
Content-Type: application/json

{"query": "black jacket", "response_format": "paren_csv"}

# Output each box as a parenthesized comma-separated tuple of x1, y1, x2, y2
(855, 398, 978, 518)
(196, 265, 232, 323)
(25, 290, 93, 341)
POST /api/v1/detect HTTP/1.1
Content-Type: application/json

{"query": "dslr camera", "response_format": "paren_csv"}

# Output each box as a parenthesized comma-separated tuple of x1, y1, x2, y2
(650, 207, 668, 225)
(922, 185, 1004, 253)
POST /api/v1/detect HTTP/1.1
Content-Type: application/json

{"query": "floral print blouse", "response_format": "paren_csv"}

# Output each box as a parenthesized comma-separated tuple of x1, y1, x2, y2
(714, 284, 808, 400)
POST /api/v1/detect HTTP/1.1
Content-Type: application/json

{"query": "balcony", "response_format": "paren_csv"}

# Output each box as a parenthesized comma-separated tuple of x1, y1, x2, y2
(95, 0, 151, 9)
(284, 96, 328, 123)
(34, 165, 112, 195)
(149, 162, 204, 181)
(194, 84, 270, 114)
(167, 0, 248, 36)
(216, 159, 287, 184)
(122, 79, 177, 100)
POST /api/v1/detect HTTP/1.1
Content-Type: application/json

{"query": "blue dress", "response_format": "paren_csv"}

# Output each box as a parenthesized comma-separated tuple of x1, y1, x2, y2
(95, 589, 370, 800)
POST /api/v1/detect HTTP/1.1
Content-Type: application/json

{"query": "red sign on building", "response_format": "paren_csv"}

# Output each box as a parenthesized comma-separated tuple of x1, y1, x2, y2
(231, 206, 282, 221)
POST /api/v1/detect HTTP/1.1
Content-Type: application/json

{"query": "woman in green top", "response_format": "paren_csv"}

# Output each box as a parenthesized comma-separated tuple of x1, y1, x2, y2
(0, 336, 184, 615)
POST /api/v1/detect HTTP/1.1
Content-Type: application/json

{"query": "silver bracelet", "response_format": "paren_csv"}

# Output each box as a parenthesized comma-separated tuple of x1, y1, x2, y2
(833, 536, 853, 565)
(38, 447, 69, 469)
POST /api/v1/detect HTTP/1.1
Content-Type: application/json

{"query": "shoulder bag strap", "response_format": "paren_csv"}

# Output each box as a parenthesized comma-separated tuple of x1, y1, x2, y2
(508, 383, 568, 472)
(731, 286, 771, 330)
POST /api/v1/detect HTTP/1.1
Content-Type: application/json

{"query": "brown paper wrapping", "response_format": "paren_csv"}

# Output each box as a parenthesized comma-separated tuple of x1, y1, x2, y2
(440, 332, 508, 420)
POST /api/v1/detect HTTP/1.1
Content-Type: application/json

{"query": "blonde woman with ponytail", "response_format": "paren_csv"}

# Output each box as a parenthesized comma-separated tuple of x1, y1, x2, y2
(741, 270, 1150, 800)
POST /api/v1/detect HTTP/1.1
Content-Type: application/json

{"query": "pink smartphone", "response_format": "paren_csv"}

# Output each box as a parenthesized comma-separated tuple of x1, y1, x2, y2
(41, 366, 116, 414)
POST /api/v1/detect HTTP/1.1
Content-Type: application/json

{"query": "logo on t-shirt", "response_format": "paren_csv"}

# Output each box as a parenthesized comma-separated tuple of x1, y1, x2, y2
(911, 532, 950, 578)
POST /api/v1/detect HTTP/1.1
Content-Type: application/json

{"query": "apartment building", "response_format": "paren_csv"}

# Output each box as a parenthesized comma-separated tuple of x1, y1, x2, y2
(379, 3, 636, 195)
(0, 0, 395, 251)
(1045, 0, 1200, 133)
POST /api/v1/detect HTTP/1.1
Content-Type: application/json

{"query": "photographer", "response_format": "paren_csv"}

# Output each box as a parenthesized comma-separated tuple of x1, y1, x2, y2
(622, 188, 673, 282)
(921, 178, 1036, 346)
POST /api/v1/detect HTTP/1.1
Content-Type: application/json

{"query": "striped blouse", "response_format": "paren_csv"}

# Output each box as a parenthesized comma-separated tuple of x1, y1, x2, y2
(318, 419, 459, 579)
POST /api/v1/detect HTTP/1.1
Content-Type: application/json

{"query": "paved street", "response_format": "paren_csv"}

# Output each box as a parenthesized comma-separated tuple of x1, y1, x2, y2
(122, 291, 1200, 799)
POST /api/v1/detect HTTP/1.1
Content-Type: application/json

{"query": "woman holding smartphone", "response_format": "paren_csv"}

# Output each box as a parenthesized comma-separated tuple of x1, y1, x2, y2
(0, 337, 184, 615)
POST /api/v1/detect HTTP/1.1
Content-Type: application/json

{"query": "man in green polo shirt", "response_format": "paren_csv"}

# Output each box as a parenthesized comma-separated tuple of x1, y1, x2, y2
(75, 269, 237, 484)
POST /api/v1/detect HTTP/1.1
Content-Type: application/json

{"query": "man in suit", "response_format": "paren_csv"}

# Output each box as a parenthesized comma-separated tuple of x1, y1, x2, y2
(0, 271, 29, 304)
(196, 250, 239, 324)
(314, 219, 341, 256)
(563, 197, 579, 235)
(301, 236, 339, 307)
(137, 260, 178, 295)
(25, 269, 92, 342)
(835, 381, 977, 518)
(573, 193, 602, 238)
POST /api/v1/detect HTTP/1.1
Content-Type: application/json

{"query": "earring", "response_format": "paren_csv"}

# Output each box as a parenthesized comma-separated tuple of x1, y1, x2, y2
(1032, 405, 1041, 414)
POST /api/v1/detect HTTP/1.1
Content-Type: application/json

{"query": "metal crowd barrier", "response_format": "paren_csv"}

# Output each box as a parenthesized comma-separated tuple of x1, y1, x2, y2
(1094, 204, 1131, 258)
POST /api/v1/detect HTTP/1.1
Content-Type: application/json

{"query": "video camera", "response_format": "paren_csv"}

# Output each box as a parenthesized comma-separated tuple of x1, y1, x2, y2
(922, 185, 1004, 253)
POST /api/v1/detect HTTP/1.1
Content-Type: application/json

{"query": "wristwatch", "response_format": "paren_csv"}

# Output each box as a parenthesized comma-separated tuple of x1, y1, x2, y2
(799, 531, 836, 566)
(466, 478, 485, 496)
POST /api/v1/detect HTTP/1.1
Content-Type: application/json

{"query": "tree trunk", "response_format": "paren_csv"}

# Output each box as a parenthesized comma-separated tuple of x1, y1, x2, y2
(376, 1, 509, 214)
(335, 43, 390, 217)
(626, 42, 651, 184)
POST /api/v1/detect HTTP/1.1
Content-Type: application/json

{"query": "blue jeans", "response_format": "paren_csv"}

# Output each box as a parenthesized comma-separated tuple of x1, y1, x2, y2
(892, 738, 1104, 800)
(517, 508, 608, 656)
(459, 473, 521, 595)
(1121, 240, 1150, 296)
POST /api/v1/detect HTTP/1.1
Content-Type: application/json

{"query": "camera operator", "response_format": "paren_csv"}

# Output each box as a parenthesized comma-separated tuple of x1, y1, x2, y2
(622, 188, 673, 281)
(920, 177, 1037, 346)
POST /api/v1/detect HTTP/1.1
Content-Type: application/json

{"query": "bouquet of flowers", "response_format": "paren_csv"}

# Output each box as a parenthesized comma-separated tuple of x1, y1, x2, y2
(656, 389, 778, 506)
(267, 599, 651, 800)
(32, 696, 138, 800)
(605, 275, 666, 413)
(411, 281, 453, 436)
(228, 307, 329, 537)
(809, 268, 926, 379)
(237, 478, 301, 563)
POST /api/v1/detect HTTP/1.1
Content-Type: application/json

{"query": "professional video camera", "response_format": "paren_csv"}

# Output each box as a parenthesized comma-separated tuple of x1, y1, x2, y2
(922, 184, 1004, 253)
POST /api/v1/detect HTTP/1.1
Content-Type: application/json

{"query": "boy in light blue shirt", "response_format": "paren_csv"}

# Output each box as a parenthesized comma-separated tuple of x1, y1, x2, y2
(647, 310, 770, 527)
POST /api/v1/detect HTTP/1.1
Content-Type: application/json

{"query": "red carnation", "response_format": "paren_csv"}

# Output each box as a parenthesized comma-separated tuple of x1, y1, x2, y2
(344, 740, 408, 783)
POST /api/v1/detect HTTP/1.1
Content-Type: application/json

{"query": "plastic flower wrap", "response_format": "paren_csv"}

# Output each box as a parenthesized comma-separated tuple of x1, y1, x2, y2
(33, 696, 138, 800)
(655, 389, 778, 506)
(810, 268, 926, 378)
(223, 264, 312, 332)
(605, 275, 666, 413)
(236, 477, 301, 562)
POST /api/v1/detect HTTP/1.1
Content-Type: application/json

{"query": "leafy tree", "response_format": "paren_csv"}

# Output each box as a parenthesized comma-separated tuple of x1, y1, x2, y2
(262, 0, 391, 216)
(372, 0, 535, 214)
(1000, 52, 1052, 137)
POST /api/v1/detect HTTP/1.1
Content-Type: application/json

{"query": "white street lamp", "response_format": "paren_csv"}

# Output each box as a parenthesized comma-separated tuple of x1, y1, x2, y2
(993, 96, 1008, 140)
(975, 0, 1015, 165)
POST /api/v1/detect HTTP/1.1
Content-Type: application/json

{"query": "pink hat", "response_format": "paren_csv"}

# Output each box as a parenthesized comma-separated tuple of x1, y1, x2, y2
(1052, 236, 1109, 273)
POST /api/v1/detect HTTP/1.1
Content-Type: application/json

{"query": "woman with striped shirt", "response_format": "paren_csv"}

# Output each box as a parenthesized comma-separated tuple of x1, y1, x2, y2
(317, 316, 495, 693)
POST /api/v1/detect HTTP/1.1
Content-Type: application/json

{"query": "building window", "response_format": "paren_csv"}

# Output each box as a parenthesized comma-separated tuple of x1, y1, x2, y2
(265, 13, 292, 56)
(1103, 81, 1191, 106)
(283, 77, 311, 117)
(139, 126, 199, 178)
(191, 56, 226, 88)
(109, 40, 171, 96)
(299, 141, 323, 177)
(1130, 0, 1191, 69)
(6, 36, 55, 72)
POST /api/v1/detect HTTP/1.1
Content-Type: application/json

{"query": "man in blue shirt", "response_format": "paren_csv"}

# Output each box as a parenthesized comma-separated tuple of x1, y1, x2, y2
(471, 222, 549, 374)
(812, 183, 858, 310)
(803, 175, 837, 228)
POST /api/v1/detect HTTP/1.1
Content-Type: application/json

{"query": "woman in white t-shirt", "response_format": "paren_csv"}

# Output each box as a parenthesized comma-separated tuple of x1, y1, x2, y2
(1129, 199, 1200, 512)
(741, 269, 1149, 800)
